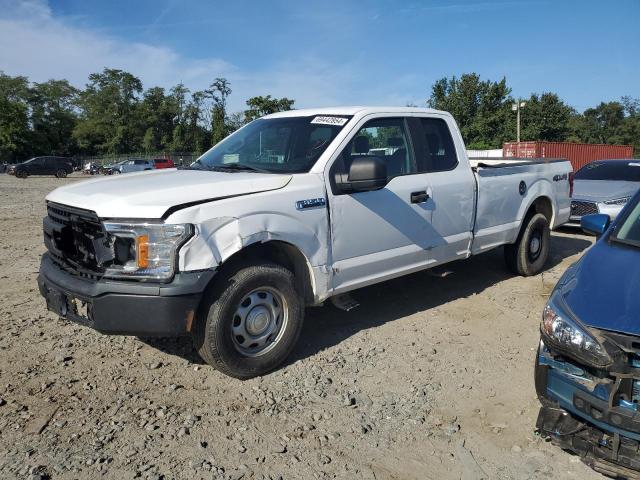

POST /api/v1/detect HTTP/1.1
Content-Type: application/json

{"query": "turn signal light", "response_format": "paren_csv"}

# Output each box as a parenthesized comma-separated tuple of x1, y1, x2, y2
(136, 234, 149, 268)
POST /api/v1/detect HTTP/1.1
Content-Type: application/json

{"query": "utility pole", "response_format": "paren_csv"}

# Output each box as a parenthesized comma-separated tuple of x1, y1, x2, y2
(512, 100, 527, 142)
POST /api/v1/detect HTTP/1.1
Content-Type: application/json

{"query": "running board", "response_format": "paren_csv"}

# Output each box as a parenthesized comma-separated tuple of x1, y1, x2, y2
(428, 267, 454, 278)
(331, 293, 360, 312)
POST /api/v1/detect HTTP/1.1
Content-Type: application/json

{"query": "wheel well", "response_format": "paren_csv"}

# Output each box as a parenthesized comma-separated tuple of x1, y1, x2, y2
(216, 241, 315, 305)
(529, 196, 553, 223)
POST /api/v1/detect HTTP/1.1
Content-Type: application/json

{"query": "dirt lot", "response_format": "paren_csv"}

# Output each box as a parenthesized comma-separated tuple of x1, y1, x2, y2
(0, 173, 603, 480)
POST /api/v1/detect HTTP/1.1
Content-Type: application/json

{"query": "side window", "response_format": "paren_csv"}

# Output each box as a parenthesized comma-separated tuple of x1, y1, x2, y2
(339, 117, 414, 178)
(411, 118, 458, 173)
(134, 160, 145, 165)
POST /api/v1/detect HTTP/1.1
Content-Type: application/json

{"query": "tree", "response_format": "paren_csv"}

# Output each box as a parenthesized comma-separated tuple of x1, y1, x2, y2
(28, 79, 79, 156)
(73, 68, 143, 154)
(244, 95, 295, 122)
(0, 72, 31, 161)
(207, 78, 232, 145)
(519, 93, 575, 142)
(428, 73, 511, 148)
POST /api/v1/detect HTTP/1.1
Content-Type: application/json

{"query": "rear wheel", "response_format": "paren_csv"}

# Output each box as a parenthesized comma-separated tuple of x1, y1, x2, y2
(193, 262, 304, 379)
(112, 170, 121, 175)
(55, 169, 67, 178)
(504, 212, 550, 276)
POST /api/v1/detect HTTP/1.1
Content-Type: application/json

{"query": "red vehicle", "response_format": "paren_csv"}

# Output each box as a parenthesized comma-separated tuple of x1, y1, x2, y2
(153, 158, 175, 169)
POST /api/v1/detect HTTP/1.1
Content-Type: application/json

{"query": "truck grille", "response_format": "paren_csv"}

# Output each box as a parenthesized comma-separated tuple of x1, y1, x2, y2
(43, 203, 111, 279)
(570, 200, 599, 218)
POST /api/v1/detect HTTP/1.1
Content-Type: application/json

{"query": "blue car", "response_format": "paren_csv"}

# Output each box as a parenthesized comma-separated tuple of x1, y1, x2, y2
(536, 189, 640, 478)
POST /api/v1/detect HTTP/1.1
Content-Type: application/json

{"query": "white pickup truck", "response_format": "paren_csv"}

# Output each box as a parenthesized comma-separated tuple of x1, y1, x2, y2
(38, 107, 572, 378)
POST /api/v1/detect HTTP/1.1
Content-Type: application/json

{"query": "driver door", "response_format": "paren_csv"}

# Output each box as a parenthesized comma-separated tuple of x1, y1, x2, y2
(327, 116, 438, 293)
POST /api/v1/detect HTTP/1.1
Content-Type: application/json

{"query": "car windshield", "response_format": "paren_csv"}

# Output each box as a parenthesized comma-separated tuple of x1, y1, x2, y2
(574, 161, 640, 181)
(193, 115, 351, 173)
(613, 195, 640, 248)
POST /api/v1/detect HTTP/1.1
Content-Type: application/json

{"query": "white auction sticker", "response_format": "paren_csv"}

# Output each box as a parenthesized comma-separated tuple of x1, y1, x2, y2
(311, 116, 349, 126)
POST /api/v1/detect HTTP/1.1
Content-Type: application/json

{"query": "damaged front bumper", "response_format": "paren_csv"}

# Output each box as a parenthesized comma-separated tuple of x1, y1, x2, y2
(37, 253, 215, 336)
(536, 338, 640, 478)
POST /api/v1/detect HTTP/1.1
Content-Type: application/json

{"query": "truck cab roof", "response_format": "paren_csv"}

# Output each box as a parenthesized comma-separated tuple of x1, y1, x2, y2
(263, 106, 448, 119)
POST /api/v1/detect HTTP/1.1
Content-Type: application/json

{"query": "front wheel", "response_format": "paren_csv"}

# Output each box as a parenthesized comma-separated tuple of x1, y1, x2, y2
(504, 212, 550, 276)
(16, 170, 27, 179)
(193, 262, 304, 379)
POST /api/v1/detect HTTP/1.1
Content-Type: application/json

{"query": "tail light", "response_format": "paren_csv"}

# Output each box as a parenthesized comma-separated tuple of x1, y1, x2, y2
(569, 172, 574, 197)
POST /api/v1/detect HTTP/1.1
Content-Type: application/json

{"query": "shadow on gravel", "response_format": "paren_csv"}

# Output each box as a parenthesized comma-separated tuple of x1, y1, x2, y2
(137, 336, 206, 364)
(289, 233, 592, 365)
(136, 233, 592, 369)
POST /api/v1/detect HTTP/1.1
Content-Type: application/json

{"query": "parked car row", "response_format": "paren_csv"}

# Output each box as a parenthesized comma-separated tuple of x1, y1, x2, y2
(88, 158, 175, 175)
(5, 156, 176, 179)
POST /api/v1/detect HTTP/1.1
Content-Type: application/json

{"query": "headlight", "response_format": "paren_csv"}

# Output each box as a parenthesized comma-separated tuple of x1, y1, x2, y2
(103, 222, 192, 281)
(604, 196, 631, 206)
(541, 290, 612, 367)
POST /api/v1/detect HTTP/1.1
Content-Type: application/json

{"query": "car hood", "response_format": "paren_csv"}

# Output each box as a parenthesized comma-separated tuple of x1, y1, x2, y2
(46, 168, 292, 219)
(566, 239, 640, 336)
(572, 180, 640, 202)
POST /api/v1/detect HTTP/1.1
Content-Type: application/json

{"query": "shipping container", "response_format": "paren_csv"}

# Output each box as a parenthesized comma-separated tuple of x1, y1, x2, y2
(503, 142, 634, 172)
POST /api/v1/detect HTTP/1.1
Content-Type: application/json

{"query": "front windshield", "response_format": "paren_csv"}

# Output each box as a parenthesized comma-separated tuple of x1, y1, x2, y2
(614, 195, 640, 247)
(194, 115, 352, 173)
(575, 161, 640, 181)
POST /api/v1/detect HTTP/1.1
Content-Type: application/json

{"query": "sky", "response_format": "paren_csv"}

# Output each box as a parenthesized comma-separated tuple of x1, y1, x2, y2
(0, 0, 638, 113)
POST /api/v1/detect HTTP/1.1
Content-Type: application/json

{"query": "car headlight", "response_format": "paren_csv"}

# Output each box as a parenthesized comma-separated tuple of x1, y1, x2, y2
(103, 222, 192, 281)
(604, 196, 631, 206)
(541, 290, 612, 367)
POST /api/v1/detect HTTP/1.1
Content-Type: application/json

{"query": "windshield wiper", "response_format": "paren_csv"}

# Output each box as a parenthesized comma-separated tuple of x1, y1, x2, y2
(212, 163, 271, 174)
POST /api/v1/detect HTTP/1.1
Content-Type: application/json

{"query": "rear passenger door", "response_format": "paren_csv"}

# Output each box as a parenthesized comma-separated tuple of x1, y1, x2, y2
(407, 116, 476, 263)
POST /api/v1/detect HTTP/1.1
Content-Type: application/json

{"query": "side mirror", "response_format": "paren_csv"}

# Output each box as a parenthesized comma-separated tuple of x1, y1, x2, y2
(336, 156, 387, 193)
(581, 214, 610, 237)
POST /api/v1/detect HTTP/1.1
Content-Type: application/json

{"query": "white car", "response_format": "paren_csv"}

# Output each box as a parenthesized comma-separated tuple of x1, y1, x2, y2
(37, 107, 572, 378)
(568, 159, 640, 226)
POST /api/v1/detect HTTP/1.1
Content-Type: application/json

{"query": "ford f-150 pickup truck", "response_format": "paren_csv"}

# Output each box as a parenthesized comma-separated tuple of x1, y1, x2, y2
(38, 107, 572, 378)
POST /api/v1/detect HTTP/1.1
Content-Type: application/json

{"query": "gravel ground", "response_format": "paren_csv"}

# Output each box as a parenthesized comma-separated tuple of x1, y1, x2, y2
(0, 173, 604, 480)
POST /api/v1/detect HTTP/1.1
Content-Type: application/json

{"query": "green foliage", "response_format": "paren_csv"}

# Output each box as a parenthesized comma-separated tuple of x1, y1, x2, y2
(0, 72, 30, 162)
(427, 73, 638, 155)
(0, 67, 637, 162)
(244, 95, 295, 123)
(428, 73, 512, 149)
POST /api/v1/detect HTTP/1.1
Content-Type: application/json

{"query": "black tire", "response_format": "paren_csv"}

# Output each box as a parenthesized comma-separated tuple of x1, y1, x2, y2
(16, 170, 27, 179)
(55, 169, 67, 178)
(504, 212, 550, 276)
(193, 262, 304, 379)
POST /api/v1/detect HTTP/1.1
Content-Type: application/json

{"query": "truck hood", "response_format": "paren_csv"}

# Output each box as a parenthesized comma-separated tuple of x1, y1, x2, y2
(46, 169, 292, 219)
(572, 180, 640, 202)
(566, 239, 640, 336)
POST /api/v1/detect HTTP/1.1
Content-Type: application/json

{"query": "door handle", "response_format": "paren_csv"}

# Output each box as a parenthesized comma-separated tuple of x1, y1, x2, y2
(410, 191, 430, 204)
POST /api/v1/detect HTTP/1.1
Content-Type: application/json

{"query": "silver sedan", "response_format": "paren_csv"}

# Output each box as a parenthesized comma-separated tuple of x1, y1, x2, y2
(568, 159, 640, 226)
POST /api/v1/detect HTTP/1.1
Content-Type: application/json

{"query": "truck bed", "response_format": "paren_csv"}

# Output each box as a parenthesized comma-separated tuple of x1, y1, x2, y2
(470, 158, 572, 254)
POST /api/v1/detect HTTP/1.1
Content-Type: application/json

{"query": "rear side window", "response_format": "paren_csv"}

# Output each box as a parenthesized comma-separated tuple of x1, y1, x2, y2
(410, 118, 458, 173)
(134, 160, 146, 165)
